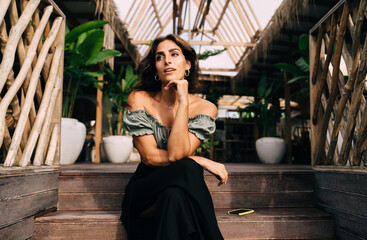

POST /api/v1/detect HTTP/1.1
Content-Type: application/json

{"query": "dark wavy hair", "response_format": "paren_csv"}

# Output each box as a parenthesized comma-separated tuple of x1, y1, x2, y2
(134, 34, 200, 93)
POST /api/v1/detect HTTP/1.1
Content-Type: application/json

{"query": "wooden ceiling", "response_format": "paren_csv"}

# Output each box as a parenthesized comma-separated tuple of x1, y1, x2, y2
(121, 0, 262, 72)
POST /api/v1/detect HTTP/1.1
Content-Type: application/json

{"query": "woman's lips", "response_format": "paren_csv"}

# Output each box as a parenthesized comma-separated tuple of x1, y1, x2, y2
(164, 68, 176, 73)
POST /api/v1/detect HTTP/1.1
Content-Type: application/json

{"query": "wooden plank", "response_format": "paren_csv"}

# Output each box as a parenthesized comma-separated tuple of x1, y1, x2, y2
(314, 187, 367, 218)
(57, 193, 123, 211)
(314, 171, 367, 196)
(0, 216, 34, 240)
(35, 208, 334, 240)
(35, 211, 126, 240)
(58, 175, 132, 193)
(0, 189, 57, 228)
(0, 171, 58, 200)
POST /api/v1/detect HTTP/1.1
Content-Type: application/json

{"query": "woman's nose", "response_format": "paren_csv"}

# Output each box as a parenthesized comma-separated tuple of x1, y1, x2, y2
(165, 56, 172, 64)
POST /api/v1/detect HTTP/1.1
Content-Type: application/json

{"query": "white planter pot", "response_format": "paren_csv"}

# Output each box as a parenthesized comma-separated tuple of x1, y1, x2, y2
(103, 135, 133, 163)
(256, 137, 286, 164)
(60, 118, 86, 164)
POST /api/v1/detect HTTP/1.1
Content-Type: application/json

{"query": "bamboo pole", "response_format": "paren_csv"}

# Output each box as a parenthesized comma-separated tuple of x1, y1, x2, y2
(326, 1, 367, 164)
(19, 45, 62, 167)
(314, 3, 349, 165)
(45, 124, 59, 166)
(0, 0, 40, 93)
(312, 14, 337, 126)
(1, 22, 22, 126)
(0, 0, 11, 26)
(34, 77, 62, 165)
(3, 16, 62, 167)
(0, 5, 53, 152)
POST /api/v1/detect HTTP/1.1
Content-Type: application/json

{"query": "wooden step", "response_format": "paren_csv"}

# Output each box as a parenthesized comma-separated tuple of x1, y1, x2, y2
(58, 163, 314, 210)
(34, 208, 334, 240)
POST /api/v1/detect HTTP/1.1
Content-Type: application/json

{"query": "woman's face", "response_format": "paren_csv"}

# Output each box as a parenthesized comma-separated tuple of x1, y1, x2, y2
(155, 40, 191, 83)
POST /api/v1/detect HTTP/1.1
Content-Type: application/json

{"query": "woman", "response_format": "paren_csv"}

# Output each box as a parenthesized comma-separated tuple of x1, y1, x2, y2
(121, 34, 228, 240)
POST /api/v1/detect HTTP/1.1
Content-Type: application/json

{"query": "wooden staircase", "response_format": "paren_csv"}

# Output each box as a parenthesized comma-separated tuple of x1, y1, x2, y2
(34, 163, 334, 239)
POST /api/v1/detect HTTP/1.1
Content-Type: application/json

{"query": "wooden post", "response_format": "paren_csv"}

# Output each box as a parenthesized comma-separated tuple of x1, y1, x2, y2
(284, 71, 292, 164)
(94, 62, 104, 163)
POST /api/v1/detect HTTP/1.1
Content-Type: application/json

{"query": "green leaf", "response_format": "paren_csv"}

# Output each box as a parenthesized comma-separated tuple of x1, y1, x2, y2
(274, 63, 304, 76)
(82, 70, 105, 77)
(287, 75, 309, 84)
(295, 57, 309, 72)
(257, 72, 267, 97)
(85, 49, 122, 66)
(78, 30, 104, 62)
(65, 20, 108, 43)
(298, 34, 309, 52)
(197, 48, 227, 60)
(68, 52, 82, 67)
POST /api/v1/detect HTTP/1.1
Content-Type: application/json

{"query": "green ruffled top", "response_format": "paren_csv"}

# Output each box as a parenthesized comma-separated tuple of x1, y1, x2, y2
(124, 109, 216, 150)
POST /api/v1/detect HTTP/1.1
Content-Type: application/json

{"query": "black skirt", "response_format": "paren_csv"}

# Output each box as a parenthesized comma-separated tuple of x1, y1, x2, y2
(121, 157, 224, 240)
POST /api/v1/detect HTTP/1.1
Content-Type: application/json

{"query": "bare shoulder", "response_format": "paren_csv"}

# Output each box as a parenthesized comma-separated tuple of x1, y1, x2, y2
(127, 91, 151, 110)
(189, 95, 218, 118)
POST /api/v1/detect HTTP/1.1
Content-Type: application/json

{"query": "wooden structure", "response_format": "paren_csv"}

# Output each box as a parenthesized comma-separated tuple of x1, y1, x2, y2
(0, 0, 65, 167)
(124, 0, 262, 73)
(310, 0, 367, 168)
(309, 0, 367, 238)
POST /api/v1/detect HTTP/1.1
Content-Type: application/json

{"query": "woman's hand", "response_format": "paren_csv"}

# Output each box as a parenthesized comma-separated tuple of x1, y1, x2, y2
(164, 79, 189, 105)
(190, 156, 228, 186)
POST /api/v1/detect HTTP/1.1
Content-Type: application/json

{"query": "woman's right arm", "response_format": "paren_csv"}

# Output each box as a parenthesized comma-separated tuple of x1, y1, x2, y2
(126, 91, 171, 166)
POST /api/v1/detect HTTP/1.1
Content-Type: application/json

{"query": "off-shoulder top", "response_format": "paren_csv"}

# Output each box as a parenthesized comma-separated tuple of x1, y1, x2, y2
(123, 109, 216, 150)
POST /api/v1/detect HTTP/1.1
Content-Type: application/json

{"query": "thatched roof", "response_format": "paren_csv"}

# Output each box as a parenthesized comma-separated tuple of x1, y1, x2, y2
(233, 0, 340, 91)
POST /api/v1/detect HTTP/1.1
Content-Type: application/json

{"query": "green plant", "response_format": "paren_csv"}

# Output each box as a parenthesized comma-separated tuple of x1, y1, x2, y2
(63, 20, 122, 118)
(274, 34, 309, 100)
(197, 48, 227, 60)
(242, 72, 282, 137)
(196, 135, 219, 158)
(103, 65, 138, 135)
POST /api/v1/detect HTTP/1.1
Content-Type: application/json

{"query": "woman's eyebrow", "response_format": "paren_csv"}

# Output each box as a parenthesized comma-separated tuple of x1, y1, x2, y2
(155, 48, 181, 55)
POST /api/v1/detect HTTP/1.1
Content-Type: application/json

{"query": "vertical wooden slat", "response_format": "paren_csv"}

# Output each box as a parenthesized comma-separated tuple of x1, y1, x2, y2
(94, 63, 104, 163)
(284, 71, 292, 164)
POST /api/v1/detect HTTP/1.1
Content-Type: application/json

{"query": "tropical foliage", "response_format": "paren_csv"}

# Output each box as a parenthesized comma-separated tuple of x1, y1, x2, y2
(63, 20, 121, 118)
(103, 65, 138, 135)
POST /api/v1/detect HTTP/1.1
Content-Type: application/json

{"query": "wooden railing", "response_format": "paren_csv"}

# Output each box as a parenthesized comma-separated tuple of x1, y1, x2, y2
(0, 0, 64, 167)
(310, 0, 367, 168)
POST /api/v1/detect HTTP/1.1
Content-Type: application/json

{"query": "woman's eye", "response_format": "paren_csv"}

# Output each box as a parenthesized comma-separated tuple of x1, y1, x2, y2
(172, 52, 179, 57)
(156, 55, 163, 61)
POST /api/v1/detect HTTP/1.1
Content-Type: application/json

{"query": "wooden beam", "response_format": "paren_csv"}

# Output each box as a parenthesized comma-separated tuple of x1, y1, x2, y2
(132, 39, 255, 47)
(152, 0, 163, 29)
(213, 0, 230, 31)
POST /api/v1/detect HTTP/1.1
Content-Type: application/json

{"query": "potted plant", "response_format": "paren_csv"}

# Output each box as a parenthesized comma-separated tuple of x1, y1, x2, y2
(60, 20, 121, 164)
(102, 65, 138, 163)
(243, 72, 286, 164)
